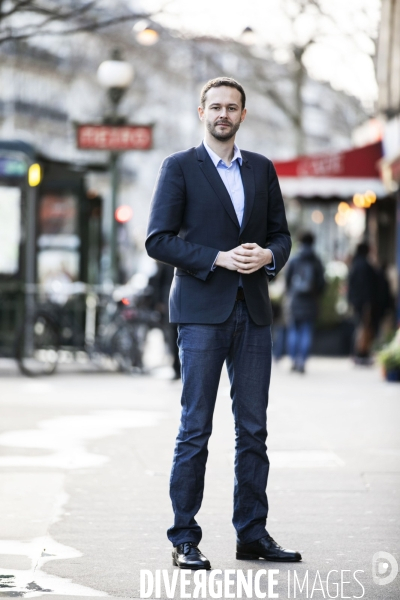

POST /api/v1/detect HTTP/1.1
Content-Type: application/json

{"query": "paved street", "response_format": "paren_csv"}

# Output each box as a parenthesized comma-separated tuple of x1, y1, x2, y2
(0, 348, 399, 600)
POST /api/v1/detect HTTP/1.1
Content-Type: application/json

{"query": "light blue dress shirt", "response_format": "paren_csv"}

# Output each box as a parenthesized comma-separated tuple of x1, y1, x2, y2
(203, 140, 275, 277)
(203, 140, 245, 226)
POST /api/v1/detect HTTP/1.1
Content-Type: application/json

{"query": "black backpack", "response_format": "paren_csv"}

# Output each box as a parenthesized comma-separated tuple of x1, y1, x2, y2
(291, 260, 317, 295)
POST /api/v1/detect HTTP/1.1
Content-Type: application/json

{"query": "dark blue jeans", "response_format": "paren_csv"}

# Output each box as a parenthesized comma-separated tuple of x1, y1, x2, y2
(287, 319, 313, 367)
(167, 300, 272, 546)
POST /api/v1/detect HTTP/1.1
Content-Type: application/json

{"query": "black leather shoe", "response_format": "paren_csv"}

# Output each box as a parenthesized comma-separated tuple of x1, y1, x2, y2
(172, 542, 211, 570)
(237, 534, 302, 562)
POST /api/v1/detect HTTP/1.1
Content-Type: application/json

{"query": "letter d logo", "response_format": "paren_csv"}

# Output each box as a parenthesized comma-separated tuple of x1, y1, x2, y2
(372, 552, 398, 586)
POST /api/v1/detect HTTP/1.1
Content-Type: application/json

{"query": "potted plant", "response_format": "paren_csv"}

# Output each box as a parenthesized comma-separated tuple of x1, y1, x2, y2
(378, 328, 400, 382)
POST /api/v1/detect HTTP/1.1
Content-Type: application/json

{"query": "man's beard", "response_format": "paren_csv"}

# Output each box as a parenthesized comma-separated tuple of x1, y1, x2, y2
(206, 119, 241, 141)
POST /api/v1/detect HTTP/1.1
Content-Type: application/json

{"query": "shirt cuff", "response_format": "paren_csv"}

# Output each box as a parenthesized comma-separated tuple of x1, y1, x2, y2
(265, 250, 275, 275)
(211, 252, 220, 271)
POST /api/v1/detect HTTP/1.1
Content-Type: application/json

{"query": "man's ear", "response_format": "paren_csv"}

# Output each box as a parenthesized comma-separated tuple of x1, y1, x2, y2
(240, 108, 247, 123)
(198, 106, 204, 121)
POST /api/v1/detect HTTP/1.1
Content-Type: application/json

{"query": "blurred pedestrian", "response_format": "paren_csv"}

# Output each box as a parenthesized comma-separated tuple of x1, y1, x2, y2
(348, 242, 378, 364)
(285, 231, 325, 373)
(269, 273, 287, 361)
(148, 262, 180, 379)
(375, 263, 395, 338)
(271, 294, 286, 360)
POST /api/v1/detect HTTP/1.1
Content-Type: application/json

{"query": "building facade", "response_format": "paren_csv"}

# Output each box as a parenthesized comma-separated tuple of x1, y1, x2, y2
(376, 0, 400, 321)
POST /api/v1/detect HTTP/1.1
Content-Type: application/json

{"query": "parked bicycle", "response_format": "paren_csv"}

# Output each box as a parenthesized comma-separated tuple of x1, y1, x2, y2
(16, 283, 161, 377)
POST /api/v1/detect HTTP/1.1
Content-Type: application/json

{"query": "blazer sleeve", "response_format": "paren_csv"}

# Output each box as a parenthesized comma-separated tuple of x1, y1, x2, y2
(145, 155, 219, 281)
(265, 161, 292, 276)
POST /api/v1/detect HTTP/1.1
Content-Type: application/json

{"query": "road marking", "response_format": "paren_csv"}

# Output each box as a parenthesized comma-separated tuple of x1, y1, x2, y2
(0, 536, 107, 597)
(0, 410, 165, 469)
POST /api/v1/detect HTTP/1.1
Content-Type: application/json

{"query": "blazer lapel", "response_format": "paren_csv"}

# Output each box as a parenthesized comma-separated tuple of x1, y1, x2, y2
(239, 154, 255, 234)
(195, 143, 239, 228)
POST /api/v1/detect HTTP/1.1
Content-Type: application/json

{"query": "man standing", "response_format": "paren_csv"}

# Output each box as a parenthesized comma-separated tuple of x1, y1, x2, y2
(146, 77, 301, 569)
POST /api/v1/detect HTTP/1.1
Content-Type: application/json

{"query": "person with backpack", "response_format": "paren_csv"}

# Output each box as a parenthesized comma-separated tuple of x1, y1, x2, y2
(285, 231, 325, 373)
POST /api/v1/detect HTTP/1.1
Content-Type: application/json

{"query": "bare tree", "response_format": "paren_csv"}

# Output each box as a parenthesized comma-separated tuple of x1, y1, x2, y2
(273, 0, 378, 154)
(232, 0, 378, 155)
(0, 0, 160, 45)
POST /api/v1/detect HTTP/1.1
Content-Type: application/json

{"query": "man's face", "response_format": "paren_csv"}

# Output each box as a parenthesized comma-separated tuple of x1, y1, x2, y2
(198, 86, 246, 141)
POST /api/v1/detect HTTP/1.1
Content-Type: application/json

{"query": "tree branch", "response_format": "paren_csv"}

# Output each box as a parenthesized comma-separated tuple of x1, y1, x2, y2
(0, 0, 162, 44)
(0, 4, 159, 45)
(0, 0, 32, 20)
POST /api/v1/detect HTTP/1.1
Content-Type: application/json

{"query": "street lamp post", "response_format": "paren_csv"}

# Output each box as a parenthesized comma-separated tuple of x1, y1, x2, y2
(97, 49, 134, 285)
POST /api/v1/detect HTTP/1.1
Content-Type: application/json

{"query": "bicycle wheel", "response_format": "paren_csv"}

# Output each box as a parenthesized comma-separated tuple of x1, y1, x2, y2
(110, 323, 144, 372)
(16, 315, 59, 376)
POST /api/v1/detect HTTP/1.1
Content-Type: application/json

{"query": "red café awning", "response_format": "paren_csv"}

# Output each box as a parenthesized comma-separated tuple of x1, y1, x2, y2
(273, 141, 386, 198)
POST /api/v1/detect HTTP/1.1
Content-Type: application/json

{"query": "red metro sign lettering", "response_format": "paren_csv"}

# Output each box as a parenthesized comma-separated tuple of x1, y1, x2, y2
(77, 125, 153, 150)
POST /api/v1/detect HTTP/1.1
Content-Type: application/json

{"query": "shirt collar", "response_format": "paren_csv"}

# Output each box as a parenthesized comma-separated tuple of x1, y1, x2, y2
(203, 140, 242, 167)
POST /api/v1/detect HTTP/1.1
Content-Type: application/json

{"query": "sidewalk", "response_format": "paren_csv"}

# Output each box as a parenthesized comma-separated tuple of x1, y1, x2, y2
(0, 357, 399, 599)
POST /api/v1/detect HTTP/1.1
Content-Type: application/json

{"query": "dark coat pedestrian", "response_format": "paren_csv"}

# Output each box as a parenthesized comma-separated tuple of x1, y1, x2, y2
(348, 246, 377, 316)
(348, 242, 378, 361)
(375, 264, 395, 327)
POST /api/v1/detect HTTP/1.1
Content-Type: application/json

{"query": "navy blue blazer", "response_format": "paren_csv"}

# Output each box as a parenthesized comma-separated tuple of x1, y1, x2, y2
(146, 143, 291, 325)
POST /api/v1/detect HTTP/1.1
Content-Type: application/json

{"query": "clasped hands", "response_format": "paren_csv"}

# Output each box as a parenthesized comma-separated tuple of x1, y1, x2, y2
(215, 243, 273, 274)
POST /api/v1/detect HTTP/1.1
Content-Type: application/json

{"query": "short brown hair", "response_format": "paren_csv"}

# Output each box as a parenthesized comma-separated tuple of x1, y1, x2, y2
(200, 77, 246, 109)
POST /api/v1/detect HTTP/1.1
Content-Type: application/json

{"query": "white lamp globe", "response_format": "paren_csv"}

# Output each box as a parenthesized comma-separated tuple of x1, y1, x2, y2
(97, 60, 134, 89)
(241, 26, 257, 46)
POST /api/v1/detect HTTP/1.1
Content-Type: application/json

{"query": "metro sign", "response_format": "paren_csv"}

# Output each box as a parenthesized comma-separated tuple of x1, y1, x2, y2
(76, 124, 152, 151)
